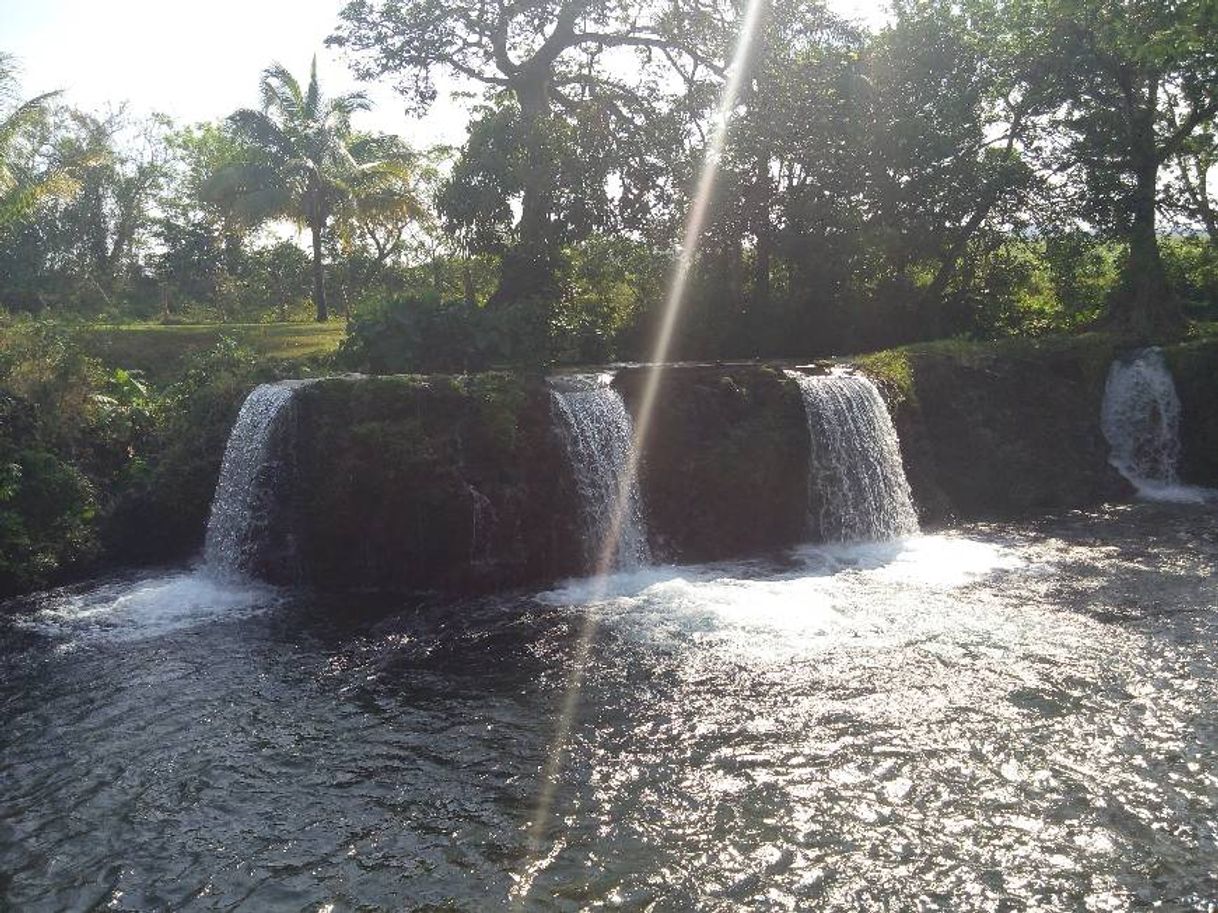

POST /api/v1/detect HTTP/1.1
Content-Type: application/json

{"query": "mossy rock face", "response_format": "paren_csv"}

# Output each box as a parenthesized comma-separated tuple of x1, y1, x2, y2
(855, 357, 953, 526)
(896, 341, 1128, 517)
(1163, 338, 1218, 486)
(285, 373, 582, 592)
(614, 366, 809, 562)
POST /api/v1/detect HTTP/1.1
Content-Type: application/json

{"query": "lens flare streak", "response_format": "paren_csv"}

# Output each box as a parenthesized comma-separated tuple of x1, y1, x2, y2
(511, 0, 770, 902)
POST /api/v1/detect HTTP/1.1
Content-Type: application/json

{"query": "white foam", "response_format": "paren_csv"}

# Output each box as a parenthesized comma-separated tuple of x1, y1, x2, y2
(1128, 479, 1214, 505)
(538, 535, 1026, 659)
(17, 569, 280, 645)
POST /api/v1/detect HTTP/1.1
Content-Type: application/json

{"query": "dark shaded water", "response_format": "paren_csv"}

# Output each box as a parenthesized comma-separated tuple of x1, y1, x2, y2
(2, 504, 1217, 911)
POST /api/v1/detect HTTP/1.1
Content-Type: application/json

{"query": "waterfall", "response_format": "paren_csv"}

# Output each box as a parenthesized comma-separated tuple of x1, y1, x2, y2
(204, 383, 301, 576)
(1101, 348, 1205, 502)
(549, 374, 651, 571)
(787, 369, 920, 542)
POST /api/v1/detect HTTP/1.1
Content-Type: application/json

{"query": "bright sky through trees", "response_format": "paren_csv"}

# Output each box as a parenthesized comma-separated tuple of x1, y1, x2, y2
(1, 0, 888, 143)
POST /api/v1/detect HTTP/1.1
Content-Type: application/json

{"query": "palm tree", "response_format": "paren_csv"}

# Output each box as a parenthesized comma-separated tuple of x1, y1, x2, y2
(0, 53, 77, 228)
(214, 58, 421, 321)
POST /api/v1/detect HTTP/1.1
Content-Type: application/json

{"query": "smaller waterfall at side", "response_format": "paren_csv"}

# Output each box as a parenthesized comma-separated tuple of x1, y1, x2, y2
(786, 369, 920, 542)
(204, 382, 302, 577)
(549, 374, 651, 571)
(1101, 348, 1207, 502)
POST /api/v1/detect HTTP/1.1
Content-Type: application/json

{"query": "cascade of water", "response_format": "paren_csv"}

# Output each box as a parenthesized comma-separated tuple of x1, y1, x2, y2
(204, 382, 301, 576)
(1100, 347, 1204, 501)
(549, 374, 651, 571)
(787, 369, 920, 542)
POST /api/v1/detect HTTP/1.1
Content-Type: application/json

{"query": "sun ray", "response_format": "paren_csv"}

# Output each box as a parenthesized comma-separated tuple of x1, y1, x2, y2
(509, 0, 770, 903)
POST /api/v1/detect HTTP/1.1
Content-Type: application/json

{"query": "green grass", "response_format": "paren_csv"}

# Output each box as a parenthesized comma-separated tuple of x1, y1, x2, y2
(77, 322, 346, 379)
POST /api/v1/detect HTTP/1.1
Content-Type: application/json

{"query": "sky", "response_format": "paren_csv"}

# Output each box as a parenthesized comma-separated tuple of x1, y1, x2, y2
(1, 0, 889, 146)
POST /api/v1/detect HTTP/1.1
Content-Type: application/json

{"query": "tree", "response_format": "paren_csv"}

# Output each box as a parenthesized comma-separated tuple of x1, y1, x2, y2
(708, 0, 867, 352)
(1172, 123, 1218, 249)
(329, 0, 733, 311)
(64, 111, 167, 303)
(0, 53, 77, 229)
(1, 107, 167, 315)
(1034, 0, 1218, 335)
(213, 58, 420, 321)
(857, 0, 1043, 335)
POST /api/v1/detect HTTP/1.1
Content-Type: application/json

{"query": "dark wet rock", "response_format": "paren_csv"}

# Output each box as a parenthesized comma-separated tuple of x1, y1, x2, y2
(613, 365, 809, 563)
(169, 335, 1218, 593)
(282, 373, 583, 592)
(1163, 338, 1218, 487)
(867, 339, 1131, 519)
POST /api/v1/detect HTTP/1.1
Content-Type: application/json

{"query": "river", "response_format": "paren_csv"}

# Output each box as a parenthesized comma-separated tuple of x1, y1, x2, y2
(1, 502, 1216, 911)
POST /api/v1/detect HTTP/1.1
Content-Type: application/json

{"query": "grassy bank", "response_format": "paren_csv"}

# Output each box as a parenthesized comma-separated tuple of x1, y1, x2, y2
(75, 322, 346, 380)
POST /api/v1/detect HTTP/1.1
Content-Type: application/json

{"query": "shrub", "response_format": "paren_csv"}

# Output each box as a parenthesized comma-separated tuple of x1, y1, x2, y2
(340, 292, 496, 373)
(0, 448, 99, 596)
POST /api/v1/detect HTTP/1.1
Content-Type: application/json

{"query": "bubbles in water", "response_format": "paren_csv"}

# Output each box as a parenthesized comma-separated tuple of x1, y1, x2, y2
(549, 374, 651, 571)
(787, 369, 919, 541)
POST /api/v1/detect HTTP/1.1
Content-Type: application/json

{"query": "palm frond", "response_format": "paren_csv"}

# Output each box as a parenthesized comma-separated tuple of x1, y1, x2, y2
(228, 108, 299, 162)
(221, 58, 431, 245)
(305, 56, 322, 121)
(202, 159, 298, 225)
(0, 91, 60, 155)
(0, 169, 80, 228)
(260, 63, 304, 120)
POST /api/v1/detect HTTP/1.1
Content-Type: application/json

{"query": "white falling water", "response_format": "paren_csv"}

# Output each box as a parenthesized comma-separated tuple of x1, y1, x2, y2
(204, 383, 300, 576)
(787, 369, 920, 542)
(549, 374, 651, 571)
(1101, 348, 1207, 503)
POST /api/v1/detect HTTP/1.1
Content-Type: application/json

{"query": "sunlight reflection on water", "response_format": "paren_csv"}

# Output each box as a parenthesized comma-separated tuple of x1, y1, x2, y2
(1, 507, 1216, 911)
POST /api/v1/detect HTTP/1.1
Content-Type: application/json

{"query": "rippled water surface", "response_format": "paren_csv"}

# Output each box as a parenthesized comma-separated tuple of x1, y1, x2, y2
(2, 504, 1217, 911)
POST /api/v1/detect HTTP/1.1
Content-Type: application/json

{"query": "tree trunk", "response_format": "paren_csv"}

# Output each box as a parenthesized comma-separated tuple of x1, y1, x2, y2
(517, 76, 552, 271)
(1110, 154, 1181, 338)
(492, 73, 560, 311)
(751, 152, 772, 317)
(311, 220, 328, 322)
(463, 260, 476, 308)
(1106, 86, 1183, 338)
(488, 71, 559, 363)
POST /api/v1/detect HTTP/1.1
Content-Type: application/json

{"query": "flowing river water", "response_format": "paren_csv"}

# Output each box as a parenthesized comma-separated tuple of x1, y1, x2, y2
(2, 502, 1216, 911)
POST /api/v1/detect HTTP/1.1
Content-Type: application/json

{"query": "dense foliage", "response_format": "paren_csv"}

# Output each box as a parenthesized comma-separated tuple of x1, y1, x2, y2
(1, 0, 1217, 363)
(0, 322, 320, 595)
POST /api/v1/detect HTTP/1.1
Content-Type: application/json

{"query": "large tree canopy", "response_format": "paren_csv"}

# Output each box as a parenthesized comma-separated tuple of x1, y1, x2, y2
(330, 0, 735, 308)
(1030, 0, 1218, 336)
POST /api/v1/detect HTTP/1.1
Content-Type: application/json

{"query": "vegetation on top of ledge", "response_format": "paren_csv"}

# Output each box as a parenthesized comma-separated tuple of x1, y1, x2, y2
(854, 332, 1133, 408)
(0, 322, 324, 597)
